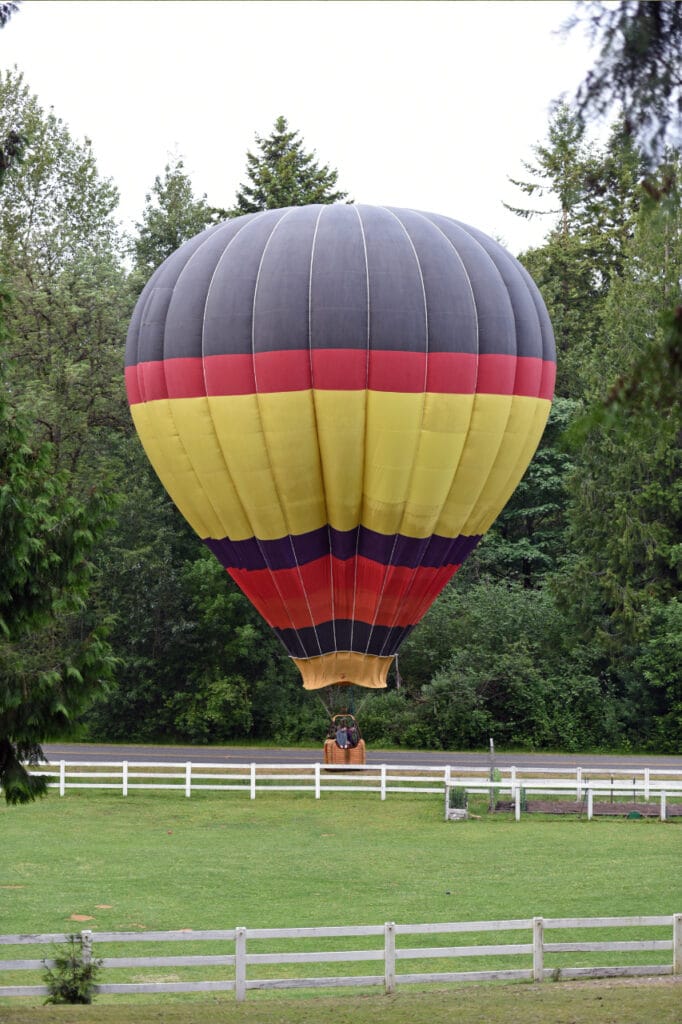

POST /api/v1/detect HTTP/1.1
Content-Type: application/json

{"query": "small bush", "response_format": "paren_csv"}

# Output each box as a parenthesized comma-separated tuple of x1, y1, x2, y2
(43, 934, 102, 1004)
(448, 786, 468, 809)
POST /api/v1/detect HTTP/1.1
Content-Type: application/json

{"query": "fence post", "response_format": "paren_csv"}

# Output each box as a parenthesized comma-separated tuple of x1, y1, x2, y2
(59, 760, 66, 797)
(532, 917, 544, 982)
(381, 764, 387, 801)
(644, 768, 650, 802)
(514, 785, 521, 822)
(314, 762, 321, 800)
(384, 921, 396, 994)
(510, 765, 517, 791)
(250, 763, 256, 800)
(444, 766, 451, 820)
(672, 913, 682, 975)
(235, 927, 247, 1001)
(587, 786, 593, 820)
(81, 929, 93, 967)
(185, 762, 192, 799)
(576, 766, 582, 802)
(661, 790, 667, 821)
(122, 761, 128, 797)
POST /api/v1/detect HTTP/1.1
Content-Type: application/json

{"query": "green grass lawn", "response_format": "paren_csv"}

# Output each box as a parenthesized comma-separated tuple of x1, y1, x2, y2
(3, 790, 680, 931)
(1, 789, 681, 1021)
(1, 980, 682, 1024)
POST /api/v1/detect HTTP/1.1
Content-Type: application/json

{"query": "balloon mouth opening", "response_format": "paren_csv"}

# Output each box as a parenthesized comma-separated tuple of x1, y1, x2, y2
(292, 651, 393, 690)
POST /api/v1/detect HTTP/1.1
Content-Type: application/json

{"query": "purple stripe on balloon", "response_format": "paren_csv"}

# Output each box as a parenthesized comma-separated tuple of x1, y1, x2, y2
(204, 527, 481, 572)
(272, 620, 417, 660)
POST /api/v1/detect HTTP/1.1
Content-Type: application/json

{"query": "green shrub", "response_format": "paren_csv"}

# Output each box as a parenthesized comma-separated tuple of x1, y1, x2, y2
(43, 934, 102, 1004)
(448, 786, 468, 809)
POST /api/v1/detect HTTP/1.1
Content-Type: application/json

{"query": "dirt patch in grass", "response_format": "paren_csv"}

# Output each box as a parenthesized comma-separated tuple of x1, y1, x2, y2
(530, 801, 682, 816)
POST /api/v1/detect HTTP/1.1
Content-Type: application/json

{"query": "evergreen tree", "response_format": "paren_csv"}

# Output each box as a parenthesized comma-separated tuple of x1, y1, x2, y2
(506, 103, 593, 233)
(567, 1, 682, 416)
(231, 115, 347, 214)
(511, 106, 641, 397)
(567, 0, 682, 168)
(560, 160, 682, 746)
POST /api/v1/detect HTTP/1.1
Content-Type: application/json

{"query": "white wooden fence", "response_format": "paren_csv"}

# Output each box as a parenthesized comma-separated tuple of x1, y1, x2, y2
(24, 760, 682, 811)
(1, 915, 681, 1000)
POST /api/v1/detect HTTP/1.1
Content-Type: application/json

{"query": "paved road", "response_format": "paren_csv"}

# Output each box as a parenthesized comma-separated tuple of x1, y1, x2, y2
(42, 741, 682, 771)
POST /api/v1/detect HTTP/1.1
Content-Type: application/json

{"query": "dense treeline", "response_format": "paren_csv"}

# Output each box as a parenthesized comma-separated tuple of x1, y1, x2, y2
(0, 66, 680, 760)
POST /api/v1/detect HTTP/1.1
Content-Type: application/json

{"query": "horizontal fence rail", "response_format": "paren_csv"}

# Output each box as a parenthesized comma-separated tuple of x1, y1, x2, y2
(16, 761, 682, 816)
(1, 915, 681, 1000)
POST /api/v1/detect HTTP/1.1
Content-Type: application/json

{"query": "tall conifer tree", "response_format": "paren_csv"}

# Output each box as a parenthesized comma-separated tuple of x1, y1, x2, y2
(231, 116, 347, 214)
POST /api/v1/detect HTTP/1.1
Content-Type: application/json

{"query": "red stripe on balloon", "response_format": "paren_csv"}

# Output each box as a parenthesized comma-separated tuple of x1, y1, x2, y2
(124, 365, 143, 405)
(125, 350, 555, 404)
(540, 358, 557, 399)
(205, 353, 255, 395)
(227, 556, 459, 631)
(311, 348, 368, 389)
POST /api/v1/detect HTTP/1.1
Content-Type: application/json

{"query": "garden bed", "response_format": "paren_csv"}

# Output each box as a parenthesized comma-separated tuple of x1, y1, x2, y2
(495, 799, 682, 816)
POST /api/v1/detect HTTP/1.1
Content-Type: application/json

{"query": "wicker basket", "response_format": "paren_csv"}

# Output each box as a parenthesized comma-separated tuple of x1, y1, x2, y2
(323, 738, 366, 766)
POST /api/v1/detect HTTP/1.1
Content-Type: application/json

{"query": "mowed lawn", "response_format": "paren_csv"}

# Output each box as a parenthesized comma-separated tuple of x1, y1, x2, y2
(2, 790, 681, 932)
(1, 790, 681, 1023)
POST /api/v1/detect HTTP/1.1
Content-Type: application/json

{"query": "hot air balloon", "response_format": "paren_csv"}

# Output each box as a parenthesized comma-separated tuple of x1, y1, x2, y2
(125, 204, 555, 762)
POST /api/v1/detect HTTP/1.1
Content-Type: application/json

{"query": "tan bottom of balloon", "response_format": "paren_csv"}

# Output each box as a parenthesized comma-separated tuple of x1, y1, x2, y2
(293, 651, 393, 690)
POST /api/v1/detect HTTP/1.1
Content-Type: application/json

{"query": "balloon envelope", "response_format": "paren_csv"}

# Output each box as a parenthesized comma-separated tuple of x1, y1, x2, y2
(125, 204, 555, 689)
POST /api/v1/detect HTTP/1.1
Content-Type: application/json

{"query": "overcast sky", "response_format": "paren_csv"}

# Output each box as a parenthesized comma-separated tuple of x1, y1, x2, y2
(2, 0, 599, 256)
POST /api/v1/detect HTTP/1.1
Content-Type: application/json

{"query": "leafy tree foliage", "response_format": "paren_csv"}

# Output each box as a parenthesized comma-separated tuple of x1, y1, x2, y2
(131, 156, 218, 285)
(364, 583, 613, 752)
(560, 171, 682, 745)
(632, 600, 682, 749)
(0, 129, 24, 183)
(0, 71, 121, 804)
(231, 115, 347, 214)
(0, 69, 129, 479)
(0, 330, 116, 804)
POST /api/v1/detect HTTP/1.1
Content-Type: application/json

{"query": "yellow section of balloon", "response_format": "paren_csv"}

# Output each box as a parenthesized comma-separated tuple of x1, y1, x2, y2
(130, 390, 551, 543)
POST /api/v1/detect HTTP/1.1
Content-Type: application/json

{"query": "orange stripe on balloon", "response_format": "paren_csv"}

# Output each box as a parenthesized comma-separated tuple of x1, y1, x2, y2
(227, 556, 459, 631)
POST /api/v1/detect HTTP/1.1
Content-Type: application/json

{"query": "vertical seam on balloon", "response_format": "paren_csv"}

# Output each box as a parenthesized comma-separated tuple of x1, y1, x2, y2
(154, 225, 234, 540)
(372, 209, 482, 655)
(369, 211, 486, 656)
(452, 222, 532, 538)
(135, 285, 157, 405)
(251, 207, 323, 658)
(196, 216, 287, 566)
(200, 210, 306, 658)
(308, 204, 337, 654)
(130, 259, 166, 404)
(200, 214, 273, 535)
(365, 206, 429, 658)
(157, 222, 240, 539)
(349, 203, 371, 655)
(468, 245, 547, 533)
(416, 213, 500, 539)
